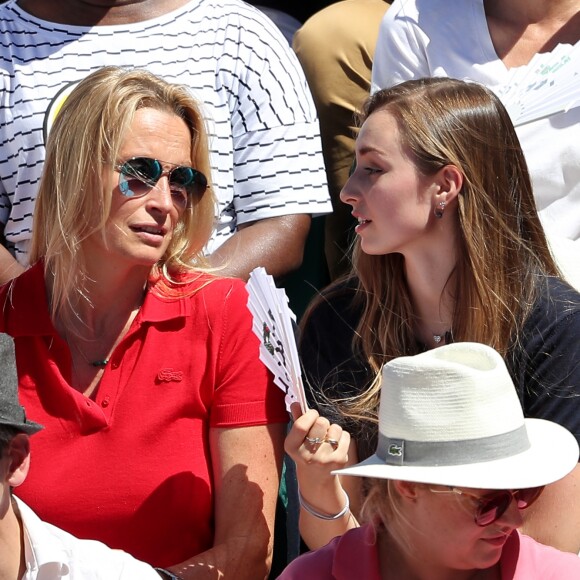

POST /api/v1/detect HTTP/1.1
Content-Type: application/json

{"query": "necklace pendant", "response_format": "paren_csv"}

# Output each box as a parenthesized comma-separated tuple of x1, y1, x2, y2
(433, 334, 443, 344)
(91, 359, 109, 367)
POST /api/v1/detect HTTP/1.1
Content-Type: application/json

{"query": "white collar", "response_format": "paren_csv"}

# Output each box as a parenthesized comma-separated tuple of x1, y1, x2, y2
(14, 496, 70, 579)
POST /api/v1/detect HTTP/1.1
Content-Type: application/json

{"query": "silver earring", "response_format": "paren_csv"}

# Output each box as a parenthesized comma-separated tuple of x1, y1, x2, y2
(434, 201, 445, 219)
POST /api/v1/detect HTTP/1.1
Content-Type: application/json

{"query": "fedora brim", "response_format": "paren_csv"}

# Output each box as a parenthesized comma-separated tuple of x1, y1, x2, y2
(1, 419, 44, 435)
(334, 419, 579, 489)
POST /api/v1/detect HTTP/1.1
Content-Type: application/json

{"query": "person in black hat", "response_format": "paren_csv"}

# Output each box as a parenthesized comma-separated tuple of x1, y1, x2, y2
(0, 332, 162, 579)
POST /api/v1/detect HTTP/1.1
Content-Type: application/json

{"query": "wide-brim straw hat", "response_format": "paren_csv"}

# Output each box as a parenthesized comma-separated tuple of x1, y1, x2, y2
(0, 333, 43, 435)
(335, 342, 578, 489)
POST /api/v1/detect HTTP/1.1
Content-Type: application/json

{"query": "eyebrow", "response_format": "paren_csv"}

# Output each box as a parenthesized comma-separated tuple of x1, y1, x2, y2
(357, 145, 382, 156)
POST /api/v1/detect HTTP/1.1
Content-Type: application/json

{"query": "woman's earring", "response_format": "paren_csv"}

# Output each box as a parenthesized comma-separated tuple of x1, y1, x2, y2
(434, 201, 446, 219)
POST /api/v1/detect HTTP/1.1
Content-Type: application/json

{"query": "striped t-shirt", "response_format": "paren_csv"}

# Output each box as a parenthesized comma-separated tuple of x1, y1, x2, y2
(0, 0, 331, 264)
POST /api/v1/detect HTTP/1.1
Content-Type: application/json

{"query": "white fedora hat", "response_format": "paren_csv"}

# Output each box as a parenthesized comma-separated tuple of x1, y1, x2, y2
(336, 342, 579, 489)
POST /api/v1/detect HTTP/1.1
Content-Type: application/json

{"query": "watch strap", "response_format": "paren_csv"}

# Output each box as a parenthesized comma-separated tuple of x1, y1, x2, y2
(154, 567, 181, 580)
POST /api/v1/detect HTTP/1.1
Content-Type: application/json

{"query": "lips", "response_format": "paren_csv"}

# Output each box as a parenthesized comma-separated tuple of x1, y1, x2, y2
(481, 537, 507, 547)
(481, 531, 511, 547)
(130, 224, 165, 236)
(354, 214, 372, 233)
(352, 211, 371, 225)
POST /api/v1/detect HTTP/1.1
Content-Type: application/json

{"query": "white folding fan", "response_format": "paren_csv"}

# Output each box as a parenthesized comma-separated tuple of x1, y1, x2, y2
(493, 40, 580, 127)
(246, 267, 308, 415)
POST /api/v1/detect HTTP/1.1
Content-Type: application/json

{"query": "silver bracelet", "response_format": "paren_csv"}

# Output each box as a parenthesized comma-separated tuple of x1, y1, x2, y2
(298, 488, 350, 520)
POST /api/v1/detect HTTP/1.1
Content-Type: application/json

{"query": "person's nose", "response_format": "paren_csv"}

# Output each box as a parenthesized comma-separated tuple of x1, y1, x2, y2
(497, 497, 524, 529)
(147, 176, 174, 213)
(340, 171, 361, 207)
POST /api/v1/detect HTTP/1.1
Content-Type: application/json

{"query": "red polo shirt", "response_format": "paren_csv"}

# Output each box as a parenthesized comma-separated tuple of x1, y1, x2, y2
(0, 262, 287, 567)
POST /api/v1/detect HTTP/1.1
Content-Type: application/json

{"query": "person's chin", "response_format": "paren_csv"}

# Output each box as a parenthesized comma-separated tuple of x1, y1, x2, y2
(123, 246, 167, 268)
(360, 241, 390, 256)
(471, 538, 506, 568)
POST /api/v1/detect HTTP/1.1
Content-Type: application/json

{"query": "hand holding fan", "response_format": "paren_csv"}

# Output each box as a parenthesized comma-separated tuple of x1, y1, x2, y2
(247, 267, 308, 415)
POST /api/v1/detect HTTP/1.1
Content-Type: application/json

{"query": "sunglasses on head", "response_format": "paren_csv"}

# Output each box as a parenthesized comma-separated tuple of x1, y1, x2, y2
(430, 485, 544, 526)
(115, 157, 208, 209)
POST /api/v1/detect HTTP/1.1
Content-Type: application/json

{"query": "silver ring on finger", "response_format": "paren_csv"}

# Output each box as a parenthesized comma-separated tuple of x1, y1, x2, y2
(323, 438, 339, 450)
(304, 436, 323, 445)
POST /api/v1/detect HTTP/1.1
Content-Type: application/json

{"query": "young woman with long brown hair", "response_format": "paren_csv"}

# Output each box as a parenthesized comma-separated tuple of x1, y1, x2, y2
(285, 78, 580, 553)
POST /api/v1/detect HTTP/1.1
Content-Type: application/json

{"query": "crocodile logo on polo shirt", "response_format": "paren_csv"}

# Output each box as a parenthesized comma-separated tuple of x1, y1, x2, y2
(157, 368, 184, 383)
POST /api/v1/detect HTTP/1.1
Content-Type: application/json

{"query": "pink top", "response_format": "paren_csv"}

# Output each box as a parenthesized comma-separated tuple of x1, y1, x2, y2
(279, 524, 580, 579)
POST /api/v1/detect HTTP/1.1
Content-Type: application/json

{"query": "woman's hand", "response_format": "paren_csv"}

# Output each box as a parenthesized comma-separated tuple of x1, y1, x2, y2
(285, 409, 360, 550)
(285, 408, 350, 489)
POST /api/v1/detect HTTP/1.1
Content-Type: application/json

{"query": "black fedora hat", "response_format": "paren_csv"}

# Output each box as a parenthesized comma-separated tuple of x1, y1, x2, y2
(0, 333, 43, 435)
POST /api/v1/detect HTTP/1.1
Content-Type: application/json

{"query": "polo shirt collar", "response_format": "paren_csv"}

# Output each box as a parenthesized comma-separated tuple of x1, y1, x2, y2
(15, 496, 71, 579)
(138, 285, 192, 323)
(332, 524, 381, 579)
(3, 262, 54, 337)
(329, 524, 519, 579)
(4, 262, 193, 335)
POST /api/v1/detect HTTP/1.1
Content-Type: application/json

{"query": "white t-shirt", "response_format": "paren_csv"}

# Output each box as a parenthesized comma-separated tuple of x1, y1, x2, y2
(15, 496, 160, 579)
(372, 0, 580, 246)
(0, 0, 331, 264)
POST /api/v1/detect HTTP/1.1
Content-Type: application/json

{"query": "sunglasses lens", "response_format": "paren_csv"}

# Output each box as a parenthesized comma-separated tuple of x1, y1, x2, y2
(119, 158, 162, 197)
(170, 166, 207, 200)
(171, 166, 208, 200)
(474, 486, 545, 526)
(515, 486, 544, 509)
(117, 158, 207, 205)
(475, 492, 512, 526)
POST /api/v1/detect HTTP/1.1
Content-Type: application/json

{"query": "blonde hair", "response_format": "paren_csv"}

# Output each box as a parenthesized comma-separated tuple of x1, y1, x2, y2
(29, 66, 217, 322)
(360, 478, 416, 555)
(305, 77, 559, 427)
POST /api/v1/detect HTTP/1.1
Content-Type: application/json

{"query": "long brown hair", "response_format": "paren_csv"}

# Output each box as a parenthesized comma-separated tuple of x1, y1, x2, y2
(307, 77, 558, 426)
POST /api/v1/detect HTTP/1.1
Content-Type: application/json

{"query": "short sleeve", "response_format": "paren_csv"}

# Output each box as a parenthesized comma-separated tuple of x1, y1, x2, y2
(210, 279, 287, 427)
(220, 10, 331, 223)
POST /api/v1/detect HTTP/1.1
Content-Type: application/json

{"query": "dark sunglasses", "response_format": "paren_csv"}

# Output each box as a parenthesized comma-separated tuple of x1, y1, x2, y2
(430, 485, 544, 526)
(115, 157, 208, 208)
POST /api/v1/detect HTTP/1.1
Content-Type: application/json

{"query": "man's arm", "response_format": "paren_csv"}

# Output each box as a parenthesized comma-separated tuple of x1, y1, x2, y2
(206, 214, 311, 281)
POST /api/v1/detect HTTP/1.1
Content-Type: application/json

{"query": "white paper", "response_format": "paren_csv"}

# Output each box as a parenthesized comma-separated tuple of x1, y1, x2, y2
(247, 267, 308, 414)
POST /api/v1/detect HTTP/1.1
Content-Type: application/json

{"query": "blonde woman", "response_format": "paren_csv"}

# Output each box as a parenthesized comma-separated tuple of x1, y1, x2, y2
(282, 343, 580, 579)
(0, 67, 287, 579)
(285, 78, 580, 553)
